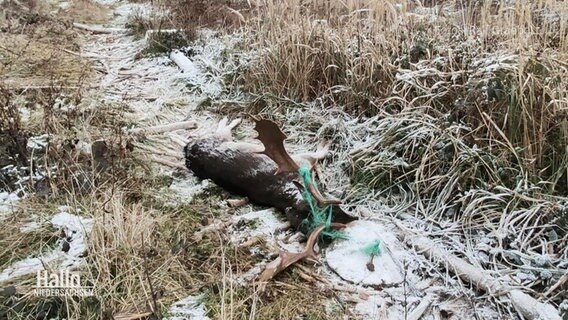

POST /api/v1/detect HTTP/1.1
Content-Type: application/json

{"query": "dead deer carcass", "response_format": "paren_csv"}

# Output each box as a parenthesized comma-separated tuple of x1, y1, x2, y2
(183, 117, 355, 229)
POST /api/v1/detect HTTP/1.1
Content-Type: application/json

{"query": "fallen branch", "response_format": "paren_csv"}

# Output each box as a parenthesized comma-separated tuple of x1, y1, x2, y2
(73, 22, 127, 34)
(544, 272, 568, 297)
(170, 50, 199, 75)
(391, 219, 561, 320)
(129, 121, 197, 135)
(408, 294, 434, 320)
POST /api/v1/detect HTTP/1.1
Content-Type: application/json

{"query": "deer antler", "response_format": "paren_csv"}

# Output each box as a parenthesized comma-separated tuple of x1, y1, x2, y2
(258, 223, 346, 282)
(252, 116, 299, 174)
(252, 116, 342, 205)
(292, 180, 342, 206)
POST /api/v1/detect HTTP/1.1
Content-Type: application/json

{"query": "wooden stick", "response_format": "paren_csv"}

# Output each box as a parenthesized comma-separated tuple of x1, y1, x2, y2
(129, 121, 197, 135)
(408, 294, 434, 320)
(543, 273, 568, 297)
(73, 22, 127, 34)
(391, 219, 561, 320)
(150, 156, 186, 170)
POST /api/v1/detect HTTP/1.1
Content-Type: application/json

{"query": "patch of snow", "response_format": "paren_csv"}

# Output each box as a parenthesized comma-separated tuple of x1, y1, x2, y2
(231, 208, 306, 284)
(326, 220, 405, 286)
(229, 208, 286, 244)
(168, 176, 208, 204)
(354, 296, 385, 319)
(19, 107, 31, 123)
(58, 1, 70, 9)
(0, 192, 20, 217)
(113, 3, 155, 25)
(166, 295, 210, 320)
(0, 208, 92, 282)
(92, 0, 119, 6)
(51, 210, 92, 266)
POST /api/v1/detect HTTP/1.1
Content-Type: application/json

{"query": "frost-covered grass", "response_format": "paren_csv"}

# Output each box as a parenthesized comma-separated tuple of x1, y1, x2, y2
(225, 0, 568, 317)
(0, 2, 342, 319)
(2, 0, 567, 318)
(241, 0, 568, 190)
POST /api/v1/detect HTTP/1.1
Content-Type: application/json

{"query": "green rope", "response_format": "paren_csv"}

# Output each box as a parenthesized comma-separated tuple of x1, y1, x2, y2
(298, 166, 345, 239)
(362, 239, 382, 256)
(297, 166, 381, 260)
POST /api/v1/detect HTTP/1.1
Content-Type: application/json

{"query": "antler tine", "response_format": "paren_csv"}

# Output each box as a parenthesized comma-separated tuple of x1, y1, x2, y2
(292, 179, 342, 206)
(258, 223, 347, 283)
(306, 161, 342, 205)
(258, 225, 325, 282)
(307, 183, 342, 205)
(252, 116, 299, 174)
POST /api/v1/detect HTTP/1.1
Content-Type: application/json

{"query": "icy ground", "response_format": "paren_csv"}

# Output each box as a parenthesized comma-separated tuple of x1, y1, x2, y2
(0, 207, 92, 282)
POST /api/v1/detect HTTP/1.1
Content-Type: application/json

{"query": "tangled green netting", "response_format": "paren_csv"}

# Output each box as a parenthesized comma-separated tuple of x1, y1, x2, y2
(297, 165, 382, 259)
(298, 165, 346, 240)
(362, 239, 382, 256)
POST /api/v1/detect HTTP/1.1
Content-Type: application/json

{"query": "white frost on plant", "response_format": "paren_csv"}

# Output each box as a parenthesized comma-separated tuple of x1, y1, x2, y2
(169, 30, 247, 98)
(26, 134, 49, 150)
(166, 295, 210, 320)
(0, 207, 92, 282)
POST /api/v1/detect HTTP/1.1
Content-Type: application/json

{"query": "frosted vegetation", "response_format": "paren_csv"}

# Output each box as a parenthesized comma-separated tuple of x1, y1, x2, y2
(0, 0, 566, 319)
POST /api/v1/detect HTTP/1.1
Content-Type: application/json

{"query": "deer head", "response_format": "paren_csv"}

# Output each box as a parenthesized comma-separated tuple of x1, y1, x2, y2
(251, 116, 342, 206)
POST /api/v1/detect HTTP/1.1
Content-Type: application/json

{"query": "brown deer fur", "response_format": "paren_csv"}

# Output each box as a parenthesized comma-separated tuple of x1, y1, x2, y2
(184, 118, 355, 230)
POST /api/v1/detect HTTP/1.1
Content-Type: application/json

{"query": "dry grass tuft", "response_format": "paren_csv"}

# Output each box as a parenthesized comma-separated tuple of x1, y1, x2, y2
(242, 0, 567, 196)
(84, 190, 190, 316)
(0, 209, 59, 270)
(243, 0, 567, 104)
(65, 0, 111, 24)
(164, 0, 251, 31)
